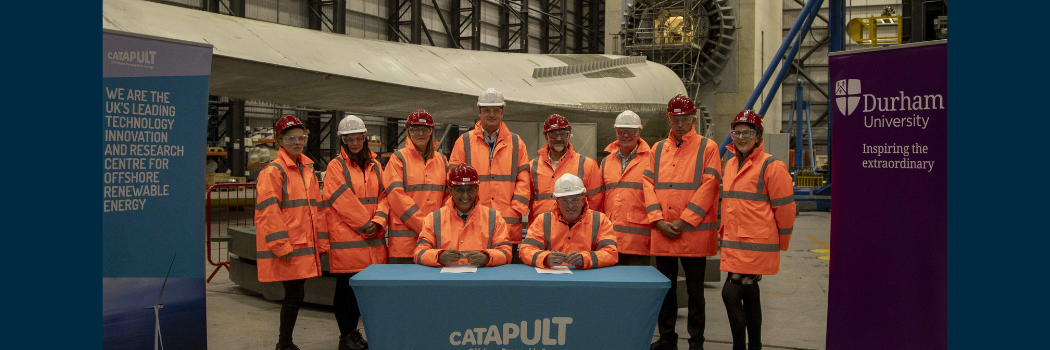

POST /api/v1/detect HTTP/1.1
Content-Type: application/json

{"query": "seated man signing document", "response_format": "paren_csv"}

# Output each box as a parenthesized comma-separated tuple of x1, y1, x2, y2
(414, 164, 512, 267)
(520, 174, 619, 269)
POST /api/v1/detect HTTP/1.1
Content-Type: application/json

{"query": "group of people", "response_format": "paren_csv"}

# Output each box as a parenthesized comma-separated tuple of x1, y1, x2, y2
(253, 88, 797, 350)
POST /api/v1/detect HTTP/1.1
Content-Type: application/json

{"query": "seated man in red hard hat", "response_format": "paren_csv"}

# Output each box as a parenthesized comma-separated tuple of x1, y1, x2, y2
(520, 174, 619, 269)
(413, 164, 513, 267)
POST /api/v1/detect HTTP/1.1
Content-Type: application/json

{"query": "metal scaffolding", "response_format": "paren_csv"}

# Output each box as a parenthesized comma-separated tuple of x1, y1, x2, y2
(623, 0, 734, 136)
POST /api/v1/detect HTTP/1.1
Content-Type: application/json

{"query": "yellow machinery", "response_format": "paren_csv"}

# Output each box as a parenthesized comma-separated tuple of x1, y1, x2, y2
(847, 15, 902, 47)
(655, 9, 695, 44)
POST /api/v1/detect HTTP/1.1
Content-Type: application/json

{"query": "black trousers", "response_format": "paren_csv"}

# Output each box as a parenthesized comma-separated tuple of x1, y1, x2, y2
(655, 256, 708, 348)
(333, 273, 362, 335)
(511, 244, 523, 264)
(617, 252, 651, 266)
(722, 278, 762, 350)
(279, 279, 306, 346)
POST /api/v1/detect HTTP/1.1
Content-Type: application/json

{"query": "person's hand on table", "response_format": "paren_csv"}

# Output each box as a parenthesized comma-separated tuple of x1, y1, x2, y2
(438, 249, 462, 265)
(565, 251, 584, 268)
(463, 251, 489, 266)
(546, 251, 568, 267)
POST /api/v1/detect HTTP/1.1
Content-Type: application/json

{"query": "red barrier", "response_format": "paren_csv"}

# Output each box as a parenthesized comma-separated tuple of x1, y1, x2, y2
(205, 182, 256, 282)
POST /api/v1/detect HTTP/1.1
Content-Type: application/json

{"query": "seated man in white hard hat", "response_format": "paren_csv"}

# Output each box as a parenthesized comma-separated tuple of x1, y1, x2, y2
(413, 164, 513, 267)
(520, 174, 619, 269)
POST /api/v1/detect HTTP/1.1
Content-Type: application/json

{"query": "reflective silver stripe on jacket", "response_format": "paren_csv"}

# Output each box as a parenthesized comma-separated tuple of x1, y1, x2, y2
(265, 231, 288, 242)
(614, 225, 650, 236)
(387, 230, 418, 237)
(257, 247, 315, 259)
(720, 240, 780, 252)
(330, 238, 386, 249)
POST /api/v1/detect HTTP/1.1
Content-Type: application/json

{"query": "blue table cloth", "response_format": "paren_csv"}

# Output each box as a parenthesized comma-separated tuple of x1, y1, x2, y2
(351, 264, 670, 350)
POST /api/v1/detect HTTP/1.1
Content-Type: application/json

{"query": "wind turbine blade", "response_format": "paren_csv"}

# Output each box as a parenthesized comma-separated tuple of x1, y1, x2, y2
(156, 254, 176, 305)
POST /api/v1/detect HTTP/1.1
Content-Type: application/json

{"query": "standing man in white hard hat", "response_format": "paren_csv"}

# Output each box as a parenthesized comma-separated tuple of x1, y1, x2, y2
(321, 115, 388, 350)
(450, 88, 531, 263)
(599, 110, 661, 266)
(528, 114, 603, 227)
(520, 174, 618, 269)
(649, 95, 722, 350)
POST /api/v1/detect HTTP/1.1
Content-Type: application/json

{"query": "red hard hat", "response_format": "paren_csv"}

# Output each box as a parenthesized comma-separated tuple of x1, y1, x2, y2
(731, 109, 764, 134)
(407, 109, 434, 127)
(275, 115, 305, 136)
(666, 94, 697, 116)
(543, 114, 571, 133)
(448, 163, 480, 186)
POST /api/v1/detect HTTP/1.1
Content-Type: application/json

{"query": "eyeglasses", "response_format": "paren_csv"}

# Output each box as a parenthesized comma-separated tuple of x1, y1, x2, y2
(615, 128, 639, 136)
(556, 196, 583, 205)
(547, 131, 571, 140)
(730, 129, 757, 139)
(281, 135, 309, 144)
(407, 126, 432, 136)
(451, 186, 478, 195)
(479, 107, 503, 116)
(342, 134, 365, 143)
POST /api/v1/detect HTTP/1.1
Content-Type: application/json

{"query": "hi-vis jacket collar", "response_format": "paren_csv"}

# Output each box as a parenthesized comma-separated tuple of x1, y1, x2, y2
(277, 147, 314, 169)
(725, 140, 766, 160)
(666, 128, 700, 146)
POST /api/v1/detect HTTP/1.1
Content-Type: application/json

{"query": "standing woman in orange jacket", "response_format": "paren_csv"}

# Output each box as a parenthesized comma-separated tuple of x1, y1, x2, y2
(383, 109, 449, 263)
(719, 110, 796, 350)
(254, 115, 329, 350)
(322, 115, 389, 350)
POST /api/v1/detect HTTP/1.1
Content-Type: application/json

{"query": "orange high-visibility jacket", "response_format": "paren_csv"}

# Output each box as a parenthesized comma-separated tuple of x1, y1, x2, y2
(254, 147, 326, 282)
(648, 130, 722, 257)
(382, 145, 450, 258)
(413, 201, 512, 267)
(719, 141, 796, 275)
(520, 208, 619, 269)
(528, 143, 604, 225)
(321, 148, 390, 273)
(600, 139, 662, 256)
(449, 121, 530, 243)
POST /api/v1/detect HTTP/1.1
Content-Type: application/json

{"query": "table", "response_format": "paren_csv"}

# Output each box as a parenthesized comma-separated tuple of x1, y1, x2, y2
(351, 264, 670, 350)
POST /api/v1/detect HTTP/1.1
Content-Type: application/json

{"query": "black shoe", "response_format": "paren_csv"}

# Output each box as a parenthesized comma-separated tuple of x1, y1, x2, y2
(650, 338, 676, 350)
(339, 330, 368, 350)
(275, 343, 301, 350)
(688, 343, 703, 350)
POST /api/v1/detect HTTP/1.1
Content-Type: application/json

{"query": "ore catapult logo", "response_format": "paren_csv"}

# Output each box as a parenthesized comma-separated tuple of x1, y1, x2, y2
(107, 50, 157, 69)
(450, 317, 573, 350)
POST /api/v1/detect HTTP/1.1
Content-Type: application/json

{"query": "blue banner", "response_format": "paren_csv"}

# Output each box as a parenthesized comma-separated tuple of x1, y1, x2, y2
(102, 29, 212, 350)
(352, 265, 670, 350)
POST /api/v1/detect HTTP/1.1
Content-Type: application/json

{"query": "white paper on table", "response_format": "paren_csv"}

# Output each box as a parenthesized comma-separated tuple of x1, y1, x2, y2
(440, 266, 478, 273)
(535, 266, 573, 274)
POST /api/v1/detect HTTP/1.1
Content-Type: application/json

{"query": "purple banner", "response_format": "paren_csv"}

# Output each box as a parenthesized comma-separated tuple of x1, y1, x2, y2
(827, 41, 947, 350)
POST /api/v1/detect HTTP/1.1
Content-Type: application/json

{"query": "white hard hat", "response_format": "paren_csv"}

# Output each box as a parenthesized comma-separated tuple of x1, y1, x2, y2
(477, 88, 506, 107)
(338, 115, 367, 135)
(553, 173, 586, 198)
(614, 110, 643, 129)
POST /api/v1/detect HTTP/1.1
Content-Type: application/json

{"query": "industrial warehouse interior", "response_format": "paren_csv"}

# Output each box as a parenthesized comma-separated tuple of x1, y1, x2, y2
(101, 0, 948, 349)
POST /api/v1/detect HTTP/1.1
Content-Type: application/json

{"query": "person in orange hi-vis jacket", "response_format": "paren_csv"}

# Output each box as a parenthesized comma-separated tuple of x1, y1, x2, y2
(321, 115, 388, 350)
(648, 95, 722, 350)
(599, 110, 661, 266)
(719, 110, 796, 350)
(449, 88, 530, 262)
(254, 115, 328, 350)
(383, 109, 449, 264)
(414, 164, 512, 267)
(520, 174, 618, 269)
(528, 114, 603, 226)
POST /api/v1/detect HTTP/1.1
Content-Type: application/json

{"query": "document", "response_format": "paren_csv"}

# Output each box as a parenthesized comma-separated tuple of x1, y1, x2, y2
(440, 266, 478, 273)
(535, 266, 572, 274)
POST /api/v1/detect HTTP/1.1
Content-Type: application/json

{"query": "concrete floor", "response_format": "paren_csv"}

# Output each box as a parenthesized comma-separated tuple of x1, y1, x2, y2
(206, 211, 831, 350)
